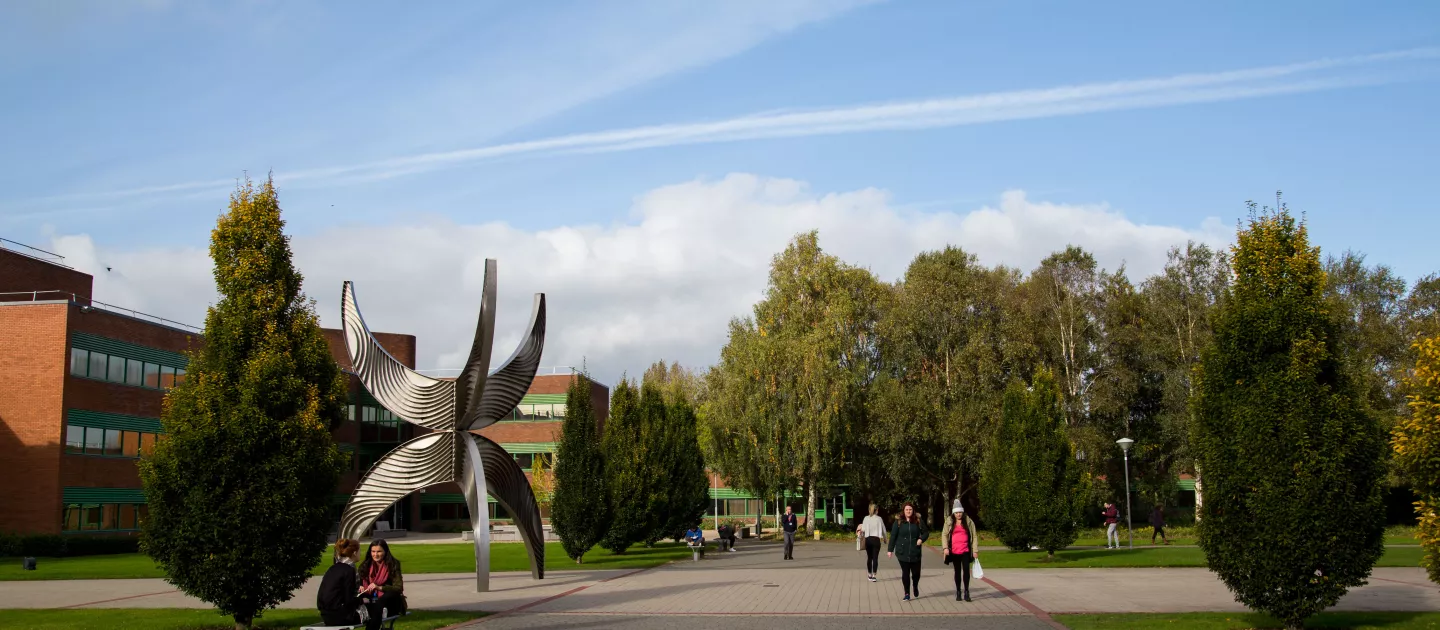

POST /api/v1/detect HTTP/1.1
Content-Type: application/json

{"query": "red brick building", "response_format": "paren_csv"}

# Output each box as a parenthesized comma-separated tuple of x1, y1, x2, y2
(0, 241, 606, 537)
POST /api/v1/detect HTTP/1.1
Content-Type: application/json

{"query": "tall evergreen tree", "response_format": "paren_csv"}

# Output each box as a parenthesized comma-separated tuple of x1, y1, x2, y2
(551, 372, 609, 563)
(1191, 203, 1386, 630)
(979, 369, 1086, 558)
(601, 379, 665, 553)
(1393, 335, 1440, 586)
(139, 176, 348, 630)
(643, 362, 710, 543)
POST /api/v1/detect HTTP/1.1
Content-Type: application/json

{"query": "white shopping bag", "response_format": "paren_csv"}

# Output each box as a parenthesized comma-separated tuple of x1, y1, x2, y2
(972, 557, 985, 580)
(856, 534, 863, 551)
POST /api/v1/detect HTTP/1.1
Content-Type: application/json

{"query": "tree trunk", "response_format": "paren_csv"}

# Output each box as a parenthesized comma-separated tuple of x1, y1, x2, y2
(234, 616, 252, 630)
(805, 483, 817, 535)
(1193, 467, 1204, 522)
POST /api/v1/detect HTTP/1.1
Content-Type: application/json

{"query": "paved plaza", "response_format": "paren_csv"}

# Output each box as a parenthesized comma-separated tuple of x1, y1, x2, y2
(3, 540, 1437, 629)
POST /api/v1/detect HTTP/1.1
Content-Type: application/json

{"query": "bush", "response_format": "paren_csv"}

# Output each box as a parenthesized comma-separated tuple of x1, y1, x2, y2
(0, 533, 139, 557)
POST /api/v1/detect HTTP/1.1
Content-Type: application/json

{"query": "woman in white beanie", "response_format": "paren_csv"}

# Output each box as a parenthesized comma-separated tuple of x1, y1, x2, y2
(941, 499, 979, 601)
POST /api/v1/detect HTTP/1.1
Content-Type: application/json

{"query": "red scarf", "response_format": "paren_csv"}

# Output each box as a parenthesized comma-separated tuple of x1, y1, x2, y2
(364, 561, 390, 589)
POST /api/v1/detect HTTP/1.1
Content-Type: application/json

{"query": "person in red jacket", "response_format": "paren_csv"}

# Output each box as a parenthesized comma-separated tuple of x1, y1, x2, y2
(1103, 502, 1120, 549)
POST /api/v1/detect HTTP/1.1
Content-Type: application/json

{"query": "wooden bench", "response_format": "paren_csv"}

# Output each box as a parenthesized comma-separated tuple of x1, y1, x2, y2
(300, 610, 408, 630)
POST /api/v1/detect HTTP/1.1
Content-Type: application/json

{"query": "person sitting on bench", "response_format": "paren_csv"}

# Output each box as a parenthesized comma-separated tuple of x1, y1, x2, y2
(685, 525, 706, 558)
(717, 524, 738, 552)
(316, 538, 362, 627)
(358, 539, 407, 630)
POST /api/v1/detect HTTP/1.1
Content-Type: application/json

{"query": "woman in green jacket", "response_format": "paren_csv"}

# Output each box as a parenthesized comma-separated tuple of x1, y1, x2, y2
(887, 502, 929, 601)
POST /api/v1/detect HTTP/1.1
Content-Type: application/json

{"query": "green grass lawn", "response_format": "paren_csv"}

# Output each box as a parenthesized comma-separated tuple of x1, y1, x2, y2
(970, 545, 1424, 569)
(0, 608, 483, 630)
(0, 541, 691, 581)
(1056, 611, 1440, 629)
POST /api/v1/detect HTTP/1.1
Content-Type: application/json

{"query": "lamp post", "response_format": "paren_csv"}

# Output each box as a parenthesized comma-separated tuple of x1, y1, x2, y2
(1116, 438, 1134, 549)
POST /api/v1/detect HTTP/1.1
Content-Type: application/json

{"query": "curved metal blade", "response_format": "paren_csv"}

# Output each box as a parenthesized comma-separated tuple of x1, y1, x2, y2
(342, 281, 457, 430)
(454, 260, 497, 429)
(464, 293, 546, 430)
(338, 431, 459, 540)
(468, 432, 545, 580)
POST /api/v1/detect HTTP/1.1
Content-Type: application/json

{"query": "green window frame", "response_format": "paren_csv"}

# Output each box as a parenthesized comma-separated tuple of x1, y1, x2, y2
(69, 334, 188, 392)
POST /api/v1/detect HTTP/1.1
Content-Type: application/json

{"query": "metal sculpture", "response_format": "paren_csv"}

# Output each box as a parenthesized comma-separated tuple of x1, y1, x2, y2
(336, 259, 546, 592)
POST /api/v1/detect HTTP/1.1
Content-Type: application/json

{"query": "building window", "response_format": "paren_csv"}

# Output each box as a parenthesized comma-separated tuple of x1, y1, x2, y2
(65, 425, 161, 458)
(358, 404, 402, 443)
(69, 347, 186, 391)
(62, 503, 146, 532)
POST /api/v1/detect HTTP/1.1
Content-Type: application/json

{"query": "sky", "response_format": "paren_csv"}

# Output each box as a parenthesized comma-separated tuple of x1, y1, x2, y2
(2, 0, 1438, 385)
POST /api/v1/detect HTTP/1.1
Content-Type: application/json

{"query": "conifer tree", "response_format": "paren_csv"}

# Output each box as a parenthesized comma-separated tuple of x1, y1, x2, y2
(601, 379, 665, 553)
(551, 372, 609, 563)
(139, 176, 348, 630)
(1192, 204, 1386, 629)
(979, 369, 1086, 558)
(1393, 335, 1440, 586)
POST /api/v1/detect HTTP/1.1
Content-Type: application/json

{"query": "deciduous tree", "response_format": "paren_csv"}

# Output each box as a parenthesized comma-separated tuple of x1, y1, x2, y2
(139, 176, 348, 630)
(1191, 203, 1387, 629)
(1393, 335, 1440, 586)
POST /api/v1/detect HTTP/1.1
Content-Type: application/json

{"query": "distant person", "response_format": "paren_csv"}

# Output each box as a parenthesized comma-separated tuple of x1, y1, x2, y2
(357, 539, 406, 630)
(942, 500, 979, 602)
(685, 524, 706, 555)
(1149, 505, 1170, 545)
(316, 538, 361, 626)
(781, 506, 799, 560)
(1103, 502, 1121, 549)
(887, 502, 929, 601)
(717, 523, 738, 552)
(856, 504, 887, 582)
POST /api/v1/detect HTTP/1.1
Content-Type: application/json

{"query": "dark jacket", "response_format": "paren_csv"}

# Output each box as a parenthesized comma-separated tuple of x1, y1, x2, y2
(1149, 509, 1165, 529)
(316, 561, 359, 618)
(781, 513, 798, 533)
(1103, 506, 1119, 525)
(887, 519, 929, 563)
(358, 559, 405, 596)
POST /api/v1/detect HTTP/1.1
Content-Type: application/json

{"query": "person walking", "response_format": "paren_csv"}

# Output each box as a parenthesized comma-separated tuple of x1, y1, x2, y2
(856, 504, 887, 582)
(1103, 501, 1120, 549)
(781, 505, 799, 560)
(942, 500, 979, 602)
(1149, 504, 1170, 545)
(887, 502, 929, 601)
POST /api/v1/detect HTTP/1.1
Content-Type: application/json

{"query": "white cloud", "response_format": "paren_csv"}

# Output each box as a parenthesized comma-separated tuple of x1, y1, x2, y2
(46, 175, 1230, 386)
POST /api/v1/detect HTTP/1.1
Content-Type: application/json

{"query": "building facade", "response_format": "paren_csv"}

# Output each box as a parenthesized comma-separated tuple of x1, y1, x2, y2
(0, 241, 607, 537)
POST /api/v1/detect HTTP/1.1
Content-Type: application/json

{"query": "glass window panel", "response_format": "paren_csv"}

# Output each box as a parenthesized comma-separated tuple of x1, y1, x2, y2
(137, 504, 149, 525)
(438, 504, 457, 520)
(83, 505, 101, 530)
(122, 431, 140, 457)
(71, 348, 89, 376)
(552, 404, 566, 418)
(120, 504, 137, 530)
(64, 505, 81, 531)
(104, 429, 122, 456)
(161, 366, 176, 389)
(727, 499, 747, 515)
(140, 433, 156, 456)
(421, 504, 438, 521)
(144, 363, 160, 388)
(124, 360, 142, 386)
(84, 427, 104, 453)
(107, 356, 126, 382)
(89, 352, 107, 379)
(174, 369, 186, 384)
(101, 504, 119, 530)
(514, 453, 534, 469)
(347, 405, 356, 421)
(363, 407, 375, 423)
(65, 425, 85, 453)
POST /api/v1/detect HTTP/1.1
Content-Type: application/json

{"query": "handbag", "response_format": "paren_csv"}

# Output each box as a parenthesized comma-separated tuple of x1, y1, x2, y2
(972, 557, 984, 580)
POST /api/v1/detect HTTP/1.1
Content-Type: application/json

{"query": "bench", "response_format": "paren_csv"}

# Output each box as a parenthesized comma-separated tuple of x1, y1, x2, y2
(301, 611, 408, 630)
(687, 541, 706, 561)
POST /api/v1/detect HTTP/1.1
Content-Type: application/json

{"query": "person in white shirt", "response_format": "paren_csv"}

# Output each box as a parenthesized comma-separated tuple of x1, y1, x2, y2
(856, 504, 888, 582)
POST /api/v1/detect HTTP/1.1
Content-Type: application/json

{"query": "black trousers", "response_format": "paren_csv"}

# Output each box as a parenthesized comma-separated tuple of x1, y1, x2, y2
(362, 592, 405, 630)
(1152, 526, 1166, 542)
(320, 608, 361, 627)
(864, 537, 881, 574)
(949, 552, 973, 595)
(899, 560, 921, 595)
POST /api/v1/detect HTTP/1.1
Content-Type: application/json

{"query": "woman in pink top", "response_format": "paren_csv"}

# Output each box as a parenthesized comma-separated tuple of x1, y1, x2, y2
(941, 499, 979, 601)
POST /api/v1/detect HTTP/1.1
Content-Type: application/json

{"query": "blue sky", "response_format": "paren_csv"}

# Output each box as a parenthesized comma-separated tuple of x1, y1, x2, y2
(2, 1, 1437, 380)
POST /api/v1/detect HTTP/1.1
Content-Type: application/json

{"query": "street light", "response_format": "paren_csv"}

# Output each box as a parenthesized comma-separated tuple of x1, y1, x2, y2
(1116, 438, 1134, 549)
